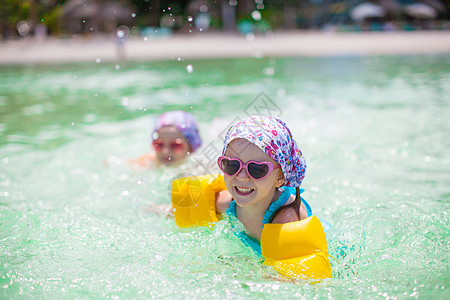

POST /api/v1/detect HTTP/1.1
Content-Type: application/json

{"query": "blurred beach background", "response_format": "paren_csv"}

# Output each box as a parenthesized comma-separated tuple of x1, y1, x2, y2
(1, 0, 450, 63)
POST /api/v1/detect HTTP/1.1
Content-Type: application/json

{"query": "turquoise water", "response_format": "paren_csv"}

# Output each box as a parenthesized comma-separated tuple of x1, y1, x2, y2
(1, 55, 449, 298)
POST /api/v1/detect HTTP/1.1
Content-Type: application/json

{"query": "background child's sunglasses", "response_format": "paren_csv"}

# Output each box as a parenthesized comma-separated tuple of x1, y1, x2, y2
(152, 138, 186, 152)
(217, 156, 281, 180)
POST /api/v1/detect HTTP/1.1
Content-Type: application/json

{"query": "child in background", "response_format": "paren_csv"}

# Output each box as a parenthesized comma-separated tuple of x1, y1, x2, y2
(129, 110, 202, 169)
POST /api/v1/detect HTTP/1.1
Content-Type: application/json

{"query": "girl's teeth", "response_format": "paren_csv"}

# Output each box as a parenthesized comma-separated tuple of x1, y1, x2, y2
(236, 187, 253, 193)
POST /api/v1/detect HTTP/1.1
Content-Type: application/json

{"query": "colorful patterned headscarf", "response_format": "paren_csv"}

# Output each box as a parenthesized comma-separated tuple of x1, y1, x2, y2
(153, 111, 202, 152)
(222, 116, 306, 187)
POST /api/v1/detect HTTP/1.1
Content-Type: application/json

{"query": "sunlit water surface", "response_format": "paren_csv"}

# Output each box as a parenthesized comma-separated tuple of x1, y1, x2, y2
(1, 55, 449, 299)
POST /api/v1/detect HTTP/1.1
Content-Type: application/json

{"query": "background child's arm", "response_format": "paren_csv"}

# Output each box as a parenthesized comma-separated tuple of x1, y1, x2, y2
(127, 153, 155, 169)
(215, 190, 232, 214)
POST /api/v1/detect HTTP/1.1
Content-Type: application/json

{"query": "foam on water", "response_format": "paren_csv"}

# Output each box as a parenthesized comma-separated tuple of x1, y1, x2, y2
(0, 56, 449, 298)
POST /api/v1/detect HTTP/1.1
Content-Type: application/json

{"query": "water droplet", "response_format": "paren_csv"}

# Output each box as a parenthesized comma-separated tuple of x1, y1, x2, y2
(83, 113, 97, 123)
(187, 16, 193, 22)
(115, 65, 120, 70)
(17, 21, 31, 36)
(144, 37, 148, 42)
(121, 97, 129, 106)
(71, 122, 75, 126)
(154, 254, 165, 261)
(96, 58, 101, 63)
(186, 64, 194, 73)
(131, 13, 136, 18)
(251, 10, 262, 21)
(263, 67, 275, 76)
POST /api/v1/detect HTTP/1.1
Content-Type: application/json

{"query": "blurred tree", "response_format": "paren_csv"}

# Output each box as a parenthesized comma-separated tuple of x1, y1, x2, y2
(0, 0, 71, 39)
(133, 0, 191, 26)
(1, 0, 30, 39)
(1, 0, 449, 39)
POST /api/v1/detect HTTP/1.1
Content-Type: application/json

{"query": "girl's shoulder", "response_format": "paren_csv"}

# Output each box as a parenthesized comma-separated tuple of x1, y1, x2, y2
(269, 187, 309, 224)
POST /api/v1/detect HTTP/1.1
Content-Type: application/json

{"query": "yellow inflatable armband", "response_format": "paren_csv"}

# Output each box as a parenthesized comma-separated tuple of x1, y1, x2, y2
(171, 174, 226, 228)
(261, 215, 332, 280)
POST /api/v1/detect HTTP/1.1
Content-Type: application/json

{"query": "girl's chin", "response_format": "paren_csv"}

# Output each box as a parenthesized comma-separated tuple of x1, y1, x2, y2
(232, 191, 257, 207)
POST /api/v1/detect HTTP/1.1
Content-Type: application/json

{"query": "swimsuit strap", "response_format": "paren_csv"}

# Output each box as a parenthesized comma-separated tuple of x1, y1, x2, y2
(262, 187, 303, 225)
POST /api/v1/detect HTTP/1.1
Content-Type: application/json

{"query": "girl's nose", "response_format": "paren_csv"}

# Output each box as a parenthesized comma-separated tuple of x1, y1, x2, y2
(235, 167, 250, 181)
(161, 145, 171, 154)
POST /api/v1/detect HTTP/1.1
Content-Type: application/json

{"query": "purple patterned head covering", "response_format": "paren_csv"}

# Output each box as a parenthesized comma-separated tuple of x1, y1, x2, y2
(153, 111, 202, 152)
(222, 116, 306, 187)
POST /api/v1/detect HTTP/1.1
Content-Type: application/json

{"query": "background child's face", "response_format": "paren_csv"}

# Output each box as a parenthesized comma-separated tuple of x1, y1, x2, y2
(223, 139, 284, 208)
(152, 126, 191, 166)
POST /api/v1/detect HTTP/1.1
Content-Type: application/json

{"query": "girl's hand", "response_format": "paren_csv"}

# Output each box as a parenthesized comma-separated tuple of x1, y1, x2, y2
(145, 203, 173, 217)
(215, 190, 232, 214)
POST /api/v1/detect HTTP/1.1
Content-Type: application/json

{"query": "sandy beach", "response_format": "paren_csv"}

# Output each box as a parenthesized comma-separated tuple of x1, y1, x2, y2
(1, 30, 450, 65)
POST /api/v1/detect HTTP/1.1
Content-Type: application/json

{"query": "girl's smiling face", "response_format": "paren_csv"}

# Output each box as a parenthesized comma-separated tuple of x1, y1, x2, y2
(223, 139, 284, 208)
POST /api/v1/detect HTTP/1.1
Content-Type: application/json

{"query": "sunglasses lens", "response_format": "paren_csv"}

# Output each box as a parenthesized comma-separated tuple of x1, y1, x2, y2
(221, 158, 241, 176)
(170, 140, 185, 152)
(153, 139, 186, 152)
(248, 163, 269, 179)
(152, 141, 163, 150)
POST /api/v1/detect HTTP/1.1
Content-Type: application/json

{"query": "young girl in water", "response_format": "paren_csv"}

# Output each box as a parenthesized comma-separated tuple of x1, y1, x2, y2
(212, 115, 312, 254)
(128, 110, 202, 169)
(171, 116, 331, 279)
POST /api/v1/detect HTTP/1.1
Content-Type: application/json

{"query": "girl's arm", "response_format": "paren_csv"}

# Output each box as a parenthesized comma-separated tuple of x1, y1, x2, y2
(127, 153, 155, 169)
(215, 190, 232, 214)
